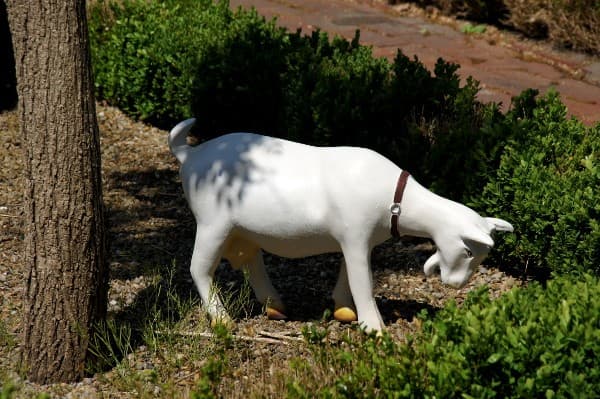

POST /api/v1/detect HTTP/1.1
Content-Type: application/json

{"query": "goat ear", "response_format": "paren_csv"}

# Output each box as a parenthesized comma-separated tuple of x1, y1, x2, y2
(464, 228, 494, 248)
(485, 217, 514, 233)
(424, 252, 440, 276)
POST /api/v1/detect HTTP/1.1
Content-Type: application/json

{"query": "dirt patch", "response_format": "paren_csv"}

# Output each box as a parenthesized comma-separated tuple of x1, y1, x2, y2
(0, 105, 521, 397)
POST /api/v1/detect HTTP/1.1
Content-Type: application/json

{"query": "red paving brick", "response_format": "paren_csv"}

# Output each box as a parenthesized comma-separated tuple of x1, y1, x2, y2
(230, 0, 600, 125)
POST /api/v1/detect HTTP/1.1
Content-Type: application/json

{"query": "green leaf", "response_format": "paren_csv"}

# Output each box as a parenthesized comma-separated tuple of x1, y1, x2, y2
(487, 353, 502, 364)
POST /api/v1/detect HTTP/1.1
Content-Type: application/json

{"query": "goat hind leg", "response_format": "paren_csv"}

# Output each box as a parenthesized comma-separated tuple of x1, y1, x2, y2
(189, 226, 231, 327)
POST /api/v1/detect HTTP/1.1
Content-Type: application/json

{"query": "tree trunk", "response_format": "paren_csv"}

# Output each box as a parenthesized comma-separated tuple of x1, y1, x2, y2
(7, 0, 107, 383)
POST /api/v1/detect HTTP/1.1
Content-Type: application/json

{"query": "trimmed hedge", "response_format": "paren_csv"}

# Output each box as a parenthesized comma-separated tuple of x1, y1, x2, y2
(470, 89, 600, 276)
(290, 274, 600, 398)
(88, 0, 493, 197)
(88, 0, 286, 126)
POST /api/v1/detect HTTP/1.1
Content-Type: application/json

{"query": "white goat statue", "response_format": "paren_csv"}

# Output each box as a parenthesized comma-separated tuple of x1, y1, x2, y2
(168, 118, 513, 333)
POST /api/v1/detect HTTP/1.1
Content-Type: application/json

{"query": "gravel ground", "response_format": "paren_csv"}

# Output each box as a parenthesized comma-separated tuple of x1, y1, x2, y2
(0, 105, 521, 397)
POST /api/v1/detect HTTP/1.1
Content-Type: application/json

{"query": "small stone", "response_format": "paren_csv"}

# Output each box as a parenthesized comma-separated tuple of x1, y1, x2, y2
(394, 3, 411, 12)
(491, 272, 504, 280)
(136, 361, 154, 370)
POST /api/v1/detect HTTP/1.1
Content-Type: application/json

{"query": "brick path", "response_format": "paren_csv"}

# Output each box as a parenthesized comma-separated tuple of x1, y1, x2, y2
(229, 0, 600, 125)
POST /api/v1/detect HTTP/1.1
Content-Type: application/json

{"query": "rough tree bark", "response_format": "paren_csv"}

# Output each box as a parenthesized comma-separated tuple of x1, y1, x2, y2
(6, 0, 108, 383)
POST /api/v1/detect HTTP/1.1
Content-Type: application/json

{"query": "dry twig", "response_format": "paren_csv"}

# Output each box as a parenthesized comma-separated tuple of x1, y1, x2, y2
(158, 330, 303, 346)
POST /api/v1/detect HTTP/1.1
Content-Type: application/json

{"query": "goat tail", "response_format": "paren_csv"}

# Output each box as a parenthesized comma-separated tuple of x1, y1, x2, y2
(168, 118, 196, 164)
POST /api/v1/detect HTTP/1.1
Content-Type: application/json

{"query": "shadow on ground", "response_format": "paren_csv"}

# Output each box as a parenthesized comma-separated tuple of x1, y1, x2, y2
(106, 168, 194, 280)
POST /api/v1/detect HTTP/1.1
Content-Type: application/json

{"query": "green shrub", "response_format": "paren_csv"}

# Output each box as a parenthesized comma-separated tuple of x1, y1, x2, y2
(191, 27, 392, 141)
(412, 72, 507, 201)
(89, 0, 286, 127)
(188, 6, 290, 136)
(88, 0, 494, 197)
(283, 31, 392, 147)
(272, 34, 495, 194)
(470, 90, 600, 275)
(290, 274, 600, 398)
(90, 0, 189, 124)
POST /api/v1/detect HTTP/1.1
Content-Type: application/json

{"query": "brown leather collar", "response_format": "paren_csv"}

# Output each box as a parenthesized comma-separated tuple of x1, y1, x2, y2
(390, 170, 410, 238)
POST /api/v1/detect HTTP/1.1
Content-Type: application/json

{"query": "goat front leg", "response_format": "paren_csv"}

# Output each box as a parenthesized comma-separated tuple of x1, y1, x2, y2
(341, 243, 384, 333)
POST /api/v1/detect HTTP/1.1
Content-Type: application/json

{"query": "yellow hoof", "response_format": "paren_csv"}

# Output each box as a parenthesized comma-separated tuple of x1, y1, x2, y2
(334, 306, 358, 323)
(266, 306, 288, 320)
